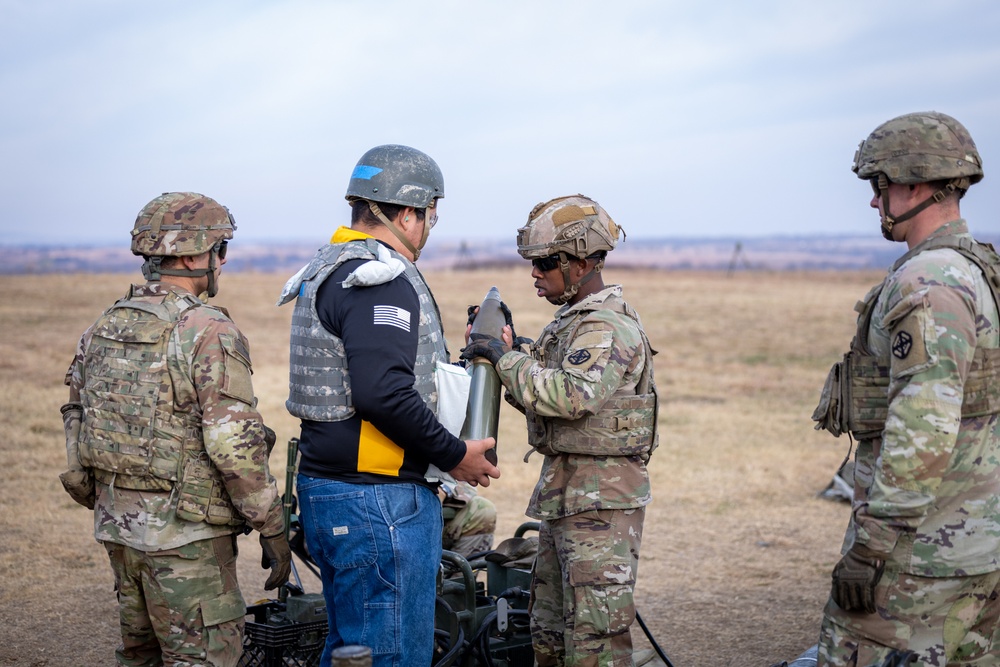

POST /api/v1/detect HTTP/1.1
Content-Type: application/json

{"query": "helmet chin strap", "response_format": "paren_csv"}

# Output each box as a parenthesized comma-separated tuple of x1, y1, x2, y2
(143, 252, 221, 298)
(875, 174, 968, 241)
(368, 201, 423, 261)
(550, 253, 605, 305)
(204, 255, 220, 298)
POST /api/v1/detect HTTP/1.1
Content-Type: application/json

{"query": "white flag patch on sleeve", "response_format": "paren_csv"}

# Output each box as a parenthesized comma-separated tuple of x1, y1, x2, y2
(373, 305, 412, 332)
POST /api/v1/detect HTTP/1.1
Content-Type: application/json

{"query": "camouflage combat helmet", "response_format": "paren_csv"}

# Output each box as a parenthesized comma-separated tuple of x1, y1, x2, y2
(345, 144, 444, 261)
(852, 112, 983, 240)
(517, 195, 623, 304)
(131, 192, 235, 258)
(131, 192, 235, 297)
(517, 194, 621, 260)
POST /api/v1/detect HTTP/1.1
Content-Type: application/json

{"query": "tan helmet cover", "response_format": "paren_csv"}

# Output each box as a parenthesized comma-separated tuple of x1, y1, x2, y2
(130, 192, 235, 257)
(852, 111, 983, 186)
(516, 194, 621, 260)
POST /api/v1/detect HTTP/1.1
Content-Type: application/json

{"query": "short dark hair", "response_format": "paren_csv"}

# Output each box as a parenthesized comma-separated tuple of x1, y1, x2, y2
(351, 200, 426, 228)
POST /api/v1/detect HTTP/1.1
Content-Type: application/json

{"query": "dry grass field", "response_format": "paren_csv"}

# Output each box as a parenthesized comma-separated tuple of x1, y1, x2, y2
(0, 266, 887, 666)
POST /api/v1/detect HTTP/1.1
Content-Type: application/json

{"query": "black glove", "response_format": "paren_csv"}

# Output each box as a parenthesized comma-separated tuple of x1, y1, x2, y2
(495, 300, 534, 350)
(263, 425, 277, 456)
(503, 307, 533, 350)
(460, 334, 511, 366)
(467, 301, 532, 349)
(512, 334, 534, 350)
(831, 544, 886, 613)
(466, 300, 515, 327)
(260, 532, 292, 591)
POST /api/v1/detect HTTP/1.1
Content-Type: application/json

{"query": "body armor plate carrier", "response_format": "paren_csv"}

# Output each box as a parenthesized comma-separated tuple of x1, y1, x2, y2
(813, 236, 1000, 440)
(526, 293, 659, 458)
(78, 288, 243, 526)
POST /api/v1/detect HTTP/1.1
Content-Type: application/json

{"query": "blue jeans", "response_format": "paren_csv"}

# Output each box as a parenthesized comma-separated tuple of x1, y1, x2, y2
(296, 475, 442, 667)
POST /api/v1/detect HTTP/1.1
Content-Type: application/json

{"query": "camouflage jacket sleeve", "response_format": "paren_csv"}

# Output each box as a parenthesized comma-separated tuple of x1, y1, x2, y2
(175, 308, 284, 537)
(65, 328, 90, 404)
(496, 310, 642, 420)
(856, 247, 991, 556)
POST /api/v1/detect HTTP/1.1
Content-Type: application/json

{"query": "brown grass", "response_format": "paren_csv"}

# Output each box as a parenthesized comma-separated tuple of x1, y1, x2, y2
(0, 267, 883, 666)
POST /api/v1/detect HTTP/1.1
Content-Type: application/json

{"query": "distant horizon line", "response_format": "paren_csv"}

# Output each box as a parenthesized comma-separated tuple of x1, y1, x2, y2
(3, 231, 978, 249)
(5, 232, 999, 275)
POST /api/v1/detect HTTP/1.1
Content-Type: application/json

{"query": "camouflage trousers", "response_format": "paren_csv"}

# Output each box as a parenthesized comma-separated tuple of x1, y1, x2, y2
(443, 492, 497, 558)
(530, 507, 644, 667)
(817, 566, 1000, 667)
(103, 534, 247, 667)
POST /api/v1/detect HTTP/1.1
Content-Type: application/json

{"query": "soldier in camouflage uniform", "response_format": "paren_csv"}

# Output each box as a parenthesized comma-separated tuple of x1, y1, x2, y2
(441, 480, 497, 558)
(462, 195, 658, 667)
(277, 145, 500, 667)
(812, 112, 1000, 666)
(59, 192, 291, 667)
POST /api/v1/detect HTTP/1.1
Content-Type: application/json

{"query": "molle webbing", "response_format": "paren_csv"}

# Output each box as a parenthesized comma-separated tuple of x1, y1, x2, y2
(79, 290, 203, 491)
(826, 348, 1000, 440)
(841, 347, 1000, 438)
(548, 392, 658, 456)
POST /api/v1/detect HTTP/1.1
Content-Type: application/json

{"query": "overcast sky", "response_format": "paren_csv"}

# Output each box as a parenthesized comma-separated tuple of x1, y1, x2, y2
(2, 0, 999, 247)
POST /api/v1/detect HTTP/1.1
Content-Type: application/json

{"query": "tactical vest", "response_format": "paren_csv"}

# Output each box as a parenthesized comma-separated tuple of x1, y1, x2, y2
(284, 239, 449, 421)
(813, 235, 1000, 440)
(526, 293, 658, 457)
(78, 288, 243, 526)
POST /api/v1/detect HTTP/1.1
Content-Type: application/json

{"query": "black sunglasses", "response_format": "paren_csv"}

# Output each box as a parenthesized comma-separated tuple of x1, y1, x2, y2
(531, 254, 562, 272)
(214, 240, 228, 260)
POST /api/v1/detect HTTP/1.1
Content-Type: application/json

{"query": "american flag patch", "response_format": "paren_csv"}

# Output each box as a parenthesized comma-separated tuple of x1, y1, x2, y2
(373, 305, 411, 332)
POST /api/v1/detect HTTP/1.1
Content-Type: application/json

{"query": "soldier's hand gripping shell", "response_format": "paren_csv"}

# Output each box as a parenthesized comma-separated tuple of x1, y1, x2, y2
(831, 544, 886, 613)
(495, 299, 534, 350)
(460, 334, 511, 366)
(259, 532, 292, 591)
(467, 300, 530, 350)
(467, 299, 514, 328)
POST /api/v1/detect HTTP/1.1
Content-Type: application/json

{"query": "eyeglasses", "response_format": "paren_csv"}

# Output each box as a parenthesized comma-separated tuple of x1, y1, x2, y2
(531, 254, 562, 272)
(213, 240, 228, 260)
(423, 204, 438, 230)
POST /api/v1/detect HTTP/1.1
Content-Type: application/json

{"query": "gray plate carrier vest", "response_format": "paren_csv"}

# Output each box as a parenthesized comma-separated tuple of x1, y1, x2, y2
(283, 238, 449, 421)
